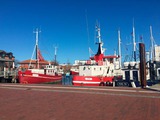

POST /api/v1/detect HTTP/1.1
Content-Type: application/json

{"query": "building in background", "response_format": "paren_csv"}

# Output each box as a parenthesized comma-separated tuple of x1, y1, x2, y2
(19, 59, 51, 70)
(0, 50, 16, 82)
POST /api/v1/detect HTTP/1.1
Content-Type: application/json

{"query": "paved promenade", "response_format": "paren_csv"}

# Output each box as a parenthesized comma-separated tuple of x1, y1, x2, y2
(0, 84, 160, 120)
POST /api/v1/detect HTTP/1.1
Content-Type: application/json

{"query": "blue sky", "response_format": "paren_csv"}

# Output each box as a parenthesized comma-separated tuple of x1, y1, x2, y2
(0, 0, 160, 64)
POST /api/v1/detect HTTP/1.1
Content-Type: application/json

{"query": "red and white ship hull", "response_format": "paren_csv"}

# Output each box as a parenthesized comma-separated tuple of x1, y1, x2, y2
(73, 75, 114, 86)
(18, 70, 62, 84)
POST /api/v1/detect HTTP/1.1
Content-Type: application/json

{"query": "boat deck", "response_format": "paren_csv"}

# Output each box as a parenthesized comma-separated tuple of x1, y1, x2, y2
(0, 84, 160, 120)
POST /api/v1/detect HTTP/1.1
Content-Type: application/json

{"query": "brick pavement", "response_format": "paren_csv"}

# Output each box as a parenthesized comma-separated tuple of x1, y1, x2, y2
(0, 84, 160, 120)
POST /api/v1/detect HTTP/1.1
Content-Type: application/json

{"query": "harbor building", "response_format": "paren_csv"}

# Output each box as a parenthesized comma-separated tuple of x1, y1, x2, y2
(0, 50, 16, 82)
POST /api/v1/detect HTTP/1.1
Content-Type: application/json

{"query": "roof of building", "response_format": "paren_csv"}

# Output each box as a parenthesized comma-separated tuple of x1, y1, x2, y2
(19, 59, 53, 64)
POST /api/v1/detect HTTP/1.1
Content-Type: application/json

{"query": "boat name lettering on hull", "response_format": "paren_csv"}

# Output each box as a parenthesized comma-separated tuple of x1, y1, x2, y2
(85, 78, 92, 80)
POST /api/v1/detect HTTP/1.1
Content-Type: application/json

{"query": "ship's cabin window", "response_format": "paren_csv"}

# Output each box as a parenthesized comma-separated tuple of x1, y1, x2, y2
(47, 70, 53, 73)
(46, 65, 53, 69)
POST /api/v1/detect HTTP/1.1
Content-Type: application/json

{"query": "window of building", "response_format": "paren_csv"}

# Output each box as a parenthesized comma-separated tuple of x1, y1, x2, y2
(2, 53, 5, 58)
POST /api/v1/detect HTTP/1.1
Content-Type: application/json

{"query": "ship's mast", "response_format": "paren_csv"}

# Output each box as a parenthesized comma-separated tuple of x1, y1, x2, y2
(96, 24, 103, 54)
(118, 29, 122, 68)
(34, 28, 40, 69)
(132, 20, 136, 61)
(54, 46, 57, 65)
(28, 28, 41, 69)
(150, 26, 155, 61)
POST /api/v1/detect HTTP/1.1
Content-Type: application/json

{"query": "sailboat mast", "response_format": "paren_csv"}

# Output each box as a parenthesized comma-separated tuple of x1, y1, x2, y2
(118, 29, 122, 68)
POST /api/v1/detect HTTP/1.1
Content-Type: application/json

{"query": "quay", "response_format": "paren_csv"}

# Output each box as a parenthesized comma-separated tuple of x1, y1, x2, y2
(0, 84, 160, 120)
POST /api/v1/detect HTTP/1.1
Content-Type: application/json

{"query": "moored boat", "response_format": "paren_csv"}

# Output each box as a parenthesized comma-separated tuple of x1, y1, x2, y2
(72, 24, 121, 86)
(18, 29, 62, 84)
(18, 64, 62, 84)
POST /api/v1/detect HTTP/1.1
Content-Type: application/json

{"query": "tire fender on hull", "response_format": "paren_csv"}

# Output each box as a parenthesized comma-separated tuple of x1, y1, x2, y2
(99, 82, 105, 86)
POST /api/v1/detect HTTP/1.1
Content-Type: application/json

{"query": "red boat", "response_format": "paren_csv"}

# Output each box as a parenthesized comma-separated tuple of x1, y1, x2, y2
(72, 25, 121, 86)
(18, 64, 62, 84)
(18, 29, 62, 84)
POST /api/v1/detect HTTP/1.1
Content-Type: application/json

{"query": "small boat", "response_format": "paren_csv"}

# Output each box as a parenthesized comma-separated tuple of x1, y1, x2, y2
(18, 29, 62, 84)
(72, 24, 121, 86)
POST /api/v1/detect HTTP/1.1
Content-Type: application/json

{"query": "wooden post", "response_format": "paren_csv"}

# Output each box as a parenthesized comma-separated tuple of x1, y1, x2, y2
(139, 43, 147, 88)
